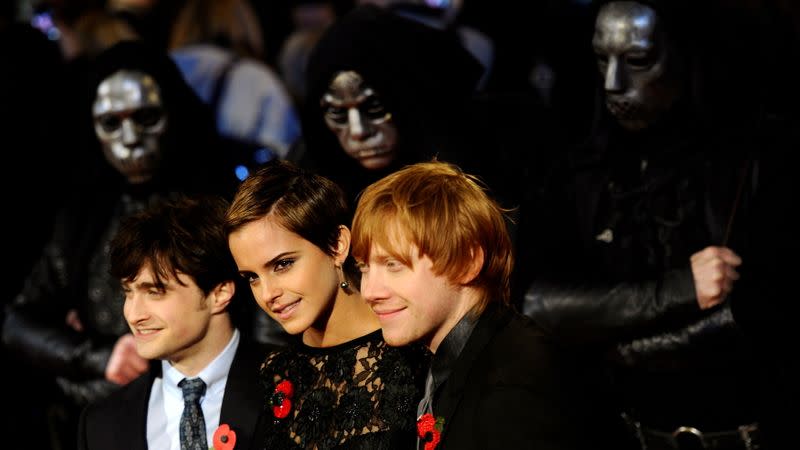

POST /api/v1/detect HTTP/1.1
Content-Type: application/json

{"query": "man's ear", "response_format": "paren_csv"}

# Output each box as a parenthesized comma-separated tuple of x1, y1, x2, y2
(210, 280, 235, 314)
(333, 225, 351, 266)
(458, 246, 484, 285)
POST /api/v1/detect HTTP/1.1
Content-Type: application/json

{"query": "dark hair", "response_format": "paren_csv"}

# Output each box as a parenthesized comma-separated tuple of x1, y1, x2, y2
(225, 159, 357, 281)
(109, 194, 237, 296)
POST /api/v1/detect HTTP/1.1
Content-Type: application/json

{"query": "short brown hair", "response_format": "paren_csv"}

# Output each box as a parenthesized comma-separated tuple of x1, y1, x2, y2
(351, 161, 513, 312)
(109, 193, 236, 295)
(224, 159, 357, 282)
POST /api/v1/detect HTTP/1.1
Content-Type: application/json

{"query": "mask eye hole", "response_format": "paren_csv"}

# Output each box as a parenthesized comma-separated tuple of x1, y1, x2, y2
(323, 105, 348, 126)
(131, 107, 164, 128)
(361, 96, 388, 121)
(97, 114, 122, 133)
(625, 54, 656, 69)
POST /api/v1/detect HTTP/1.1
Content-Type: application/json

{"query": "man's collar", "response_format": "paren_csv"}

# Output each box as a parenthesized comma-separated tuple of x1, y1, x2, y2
(429, 311, 479, 392)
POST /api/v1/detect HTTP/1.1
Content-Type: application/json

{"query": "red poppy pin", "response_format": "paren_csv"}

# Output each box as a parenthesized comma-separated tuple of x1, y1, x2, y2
(416, 413, 444, 450)
(212, 423, 236, 450)
(271, 379, 295, 419)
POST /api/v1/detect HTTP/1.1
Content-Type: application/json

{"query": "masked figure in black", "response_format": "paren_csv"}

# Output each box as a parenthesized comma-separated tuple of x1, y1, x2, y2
(517, 1, 780, 448)
(287, 4, 485, 207)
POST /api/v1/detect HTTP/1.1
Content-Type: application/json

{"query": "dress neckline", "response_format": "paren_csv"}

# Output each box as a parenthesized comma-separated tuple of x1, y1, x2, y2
(297, 328, 383, 353)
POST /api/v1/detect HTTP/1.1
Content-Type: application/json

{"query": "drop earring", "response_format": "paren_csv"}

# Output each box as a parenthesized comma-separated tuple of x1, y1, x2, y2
(337, 264, 352, 294)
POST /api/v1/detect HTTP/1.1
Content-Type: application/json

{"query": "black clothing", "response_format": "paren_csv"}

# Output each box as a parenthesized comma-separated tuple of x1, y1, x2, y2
(77, 337, 270, 450)
(729, 116, 800, 448)
(0, 20, 75, 449)
(427, 303, 594, 449)
(419, 312, 478, 415)
(517, 5, 775, 431)
(258, 329, 428, 449)
(519, 113, 766, 440)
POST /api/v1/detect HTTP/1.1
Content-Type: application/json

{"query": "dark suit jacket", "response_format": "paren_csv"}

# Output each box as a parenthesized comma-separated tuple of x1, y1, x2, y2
(433, 304, 593, 449)
(77, 339, 268, 450)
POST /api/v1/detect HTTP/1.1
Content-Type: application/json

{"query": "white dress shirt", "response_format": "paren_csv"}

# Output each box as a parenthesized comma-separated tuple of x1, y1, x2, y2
(146, 329, 241, 450)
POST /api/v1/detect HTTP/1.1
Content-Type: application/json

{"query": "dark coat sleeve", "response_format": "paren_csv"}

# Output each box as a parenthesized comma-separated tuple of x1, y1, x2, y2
(518, 161, 702, 346)
(2, 197, 116, 381)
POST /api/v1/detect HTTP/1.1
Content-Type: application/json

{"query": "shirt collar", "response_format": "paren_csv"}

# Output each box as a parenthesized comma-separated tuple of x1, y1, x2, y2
(161, 328, 240, 394)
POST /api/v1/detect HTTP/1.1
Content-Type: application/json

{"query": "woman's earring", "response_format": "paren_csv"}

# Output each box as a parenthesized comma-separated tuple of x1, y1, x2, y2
(337, 264, 352, 294)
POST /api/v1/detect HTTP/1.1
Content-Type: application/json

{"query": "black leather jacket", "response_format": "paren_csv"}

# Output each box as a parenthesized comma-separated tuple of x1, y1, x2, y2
(517, 121, 764, 430)
(3, 186, 171, 406)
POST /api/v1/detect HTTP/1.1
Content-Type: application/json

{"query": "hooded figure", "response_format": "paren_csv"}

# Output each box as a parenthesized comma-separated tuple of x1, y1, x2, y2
(85, 40, 239, 195)
(517, 1, 777, 448)
(288, 4, 484, 205)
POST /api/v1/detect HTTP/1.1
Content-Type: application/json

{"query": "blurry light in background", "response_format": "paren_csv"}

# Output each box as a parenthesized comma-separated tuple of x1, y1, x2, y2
(31, 10, 60, 41)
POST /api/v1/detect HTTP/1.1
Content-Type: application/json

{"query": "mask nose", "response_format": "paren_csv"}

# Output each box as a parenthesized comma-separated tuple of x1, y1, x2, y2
(347, 107, 369, 140)
(604, 56, 625, 93)
(121, 118, 139, 146)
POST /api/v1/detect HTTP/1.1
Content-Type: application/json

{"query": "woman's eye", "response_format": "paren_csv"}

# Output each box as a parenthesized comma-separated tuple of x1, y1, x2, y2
(274, 259, 294, 272)
(240, 272, 258, 284)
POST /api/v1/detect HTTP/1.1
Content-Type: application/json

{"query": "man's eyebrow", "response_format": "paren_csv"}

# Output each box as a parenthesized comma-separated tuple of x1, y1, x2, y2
(127, 280, 165, 291)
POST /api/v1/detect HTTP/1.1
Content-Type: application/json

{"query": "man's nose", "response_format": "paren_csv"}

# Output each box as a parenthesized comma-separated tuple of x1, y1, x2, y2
(124, 294, 148, 323)
(360, 271, 386, 303)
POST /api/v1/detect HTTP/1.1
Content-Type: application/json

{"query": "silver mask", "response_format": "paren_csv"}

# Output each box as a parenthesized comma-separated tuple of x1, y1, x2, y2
(592, 1, 685, 131)
(93, 70, 167, 184)
(321, 70, 398, 170)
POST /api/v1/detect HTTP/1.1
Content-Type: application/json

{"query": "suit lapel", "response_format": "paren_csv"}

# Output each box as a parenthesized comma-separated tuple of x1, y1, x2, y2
(219, 341, 267, 450)
(434, 304, 511, 443)
(119, 368, 158, 450)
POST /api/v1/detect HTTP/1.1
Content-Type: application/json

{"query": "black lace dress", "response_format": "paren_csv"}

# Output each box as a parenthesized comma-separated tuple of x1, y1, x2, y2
(259, 329, 429, 449)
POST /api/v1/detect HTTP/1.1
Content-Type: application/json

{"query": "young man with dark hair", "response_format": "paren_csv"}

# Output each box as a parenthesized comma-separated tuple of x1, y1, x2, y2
(78, 194, 269, 450)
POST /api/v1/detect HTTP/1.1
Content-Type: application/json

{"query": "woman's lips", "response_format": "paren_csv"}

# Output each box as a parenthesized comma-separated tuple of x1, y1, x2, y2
(274, 300, 300, 320)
